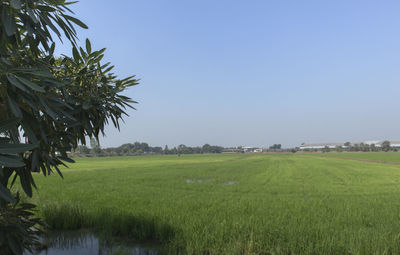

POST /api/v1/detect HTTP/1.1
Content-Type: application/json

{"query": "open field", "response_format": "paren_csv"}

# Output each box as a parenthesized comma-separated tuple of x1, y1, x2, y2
(313, 152, 400, 164)
(21, 153, 400, 254)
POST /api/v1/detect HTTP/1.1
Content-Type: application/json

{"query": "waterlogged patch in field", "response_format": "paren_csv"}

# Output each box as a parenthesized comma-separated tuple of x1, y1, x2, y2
(26, 230, 160, 255)
(21, 154, 400, 254)
(221, 181, 236, 185)
(185, 179, 213, 184)
(185, 179, 235, 185)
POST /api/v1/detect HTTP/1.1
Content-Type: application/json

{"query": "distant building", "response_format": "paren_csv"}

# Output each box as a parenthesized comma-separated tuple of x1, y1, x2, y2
(242, 146, 263, 153)
(364, 141, 381, 147)
(299, 142, 343, 150)
(389, 141, 400, 148)
(299, 140, 400, 150)
(228, 146, 265, 153)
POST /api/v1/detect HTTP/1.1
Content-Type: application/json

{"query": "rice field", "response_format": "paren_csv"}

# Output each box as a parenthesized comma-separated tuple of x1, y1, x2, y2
(314, 152, 400, 163)
(21, 153, 400, 254)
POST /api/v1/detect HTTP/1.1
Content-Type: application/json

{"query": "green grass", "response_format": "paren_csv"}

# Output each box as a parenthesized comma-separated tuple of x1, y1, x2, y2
(313, 152, 400, 163)
(21, 153, 400, 254)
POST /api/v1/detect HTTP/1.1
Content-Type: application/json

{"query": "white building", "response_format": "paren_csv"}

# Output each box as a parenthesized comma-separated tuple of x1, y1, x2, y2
(299, 142, 343, 150)
(242, 146, 264, 153)
(299, 140, 400, 150)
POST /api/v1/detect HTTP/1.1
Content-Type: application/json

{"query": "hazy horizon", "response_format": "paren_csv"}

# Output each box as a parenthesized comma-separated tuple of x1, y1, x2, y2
(59, 1, 400, 149)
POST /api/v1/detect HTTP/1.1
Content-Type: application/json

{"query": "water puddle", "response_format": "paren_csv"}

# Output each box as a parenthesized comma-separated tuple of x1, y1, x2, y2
(25, 230, 160, 255)
(185, 179, 213, 184)
(221, 181, 236, 185)
(185, 179, 236, 185)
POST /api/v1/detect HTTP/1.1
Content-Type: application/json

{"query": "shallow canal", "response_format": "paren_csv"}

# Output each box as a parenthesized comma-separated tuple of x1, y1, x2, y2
(25, 230, 160, 255)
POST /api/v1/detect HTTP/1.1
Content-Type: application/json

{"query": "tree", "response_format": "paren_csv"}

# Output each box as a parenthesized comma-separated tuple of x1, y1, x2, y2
(351, 144, 360, 152)
(178, 144, 192, 154)
(90, 138, 102, 155)
(0, 1, 137, 253)
(344, 142, 351, 152)
(201, 144, 223, 154)
(78, 145, 90, 155)
(322, 146, 330, 153)
(202, 144, 211, 153)
(335, 146, 343, 152)
(152, 146, 163, 154)
(170, 147, 178, 154)
(359, 143, 370, 152)
(382, 141, 391, 152)
(269, 144, 281, 150)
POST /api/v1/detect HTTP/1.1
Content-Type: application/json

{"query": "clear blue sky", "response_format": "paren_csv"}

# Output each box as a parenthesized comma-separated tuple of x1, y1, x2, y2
(59, 0, 400, 148)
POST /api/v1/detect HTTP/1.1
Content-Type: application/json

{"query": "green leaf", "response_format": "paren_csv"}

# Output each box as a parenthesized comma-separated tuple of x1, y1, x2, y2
(79, 46, 87, 59)
(63, 14, 88, 29)
(27, 6, 38, 23)
(0, 183, 16, 203)
(2, 8, 16, 36)
(37, 5, 57, 12)
(15, 76, 45, 92)
(53, 164, 64, 179)
(7, 74, 29, 93)
(0, 143, 38, 154)
(14, 68, 54, 78)
(7, 234, 22, 255)
(49, 42, 56, 55)
(0, 183, 15, 203)
(7, 97, 22, 118)
(57, 156, 75, 163)
(72, 46, 81, 63)
(86, 38, 91, 53)
(0, 118, 19, 133)
(20, 123, 38, 144)
(38, 97, 58, 119)
(18, 169, 33, 197)
(0, 155, 25, 167)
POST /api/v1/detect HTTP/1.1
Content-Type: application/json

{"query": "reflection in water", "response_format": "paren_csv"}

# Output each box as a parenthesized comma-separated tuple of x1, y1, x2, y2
(186, 179, 236, 185)
(221, 181, 235, 185)
(25, 230, 159, 255)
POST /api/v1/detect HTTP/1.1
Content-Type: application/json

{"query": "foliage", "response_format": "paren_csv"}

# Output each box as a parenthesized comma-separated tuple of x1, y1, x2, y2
(201, 143, 223, 154)
(0, 193, 44, 255)
(74, 142, 224, 156)
(0, 0, 137, 253)
(269, 144, 281, 150)
(77, 145, 90, 154)
(335, 145, 343, 152)
(382, 140, 391, 152)
(321, 146, 330, 153)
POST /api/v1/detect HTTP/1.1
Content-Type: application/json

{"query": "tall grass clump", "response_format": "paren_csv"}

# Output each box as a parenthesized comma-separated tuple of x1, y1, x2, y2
(41, 203, 87, 230)
(40, 203, 176, 243)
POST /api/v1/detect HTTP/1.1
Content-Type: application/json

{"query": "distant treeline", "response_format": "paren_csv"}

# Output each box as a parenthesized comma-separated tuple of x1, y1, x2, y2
(305, 141, 398, 153)
(74, 140, 224, 157)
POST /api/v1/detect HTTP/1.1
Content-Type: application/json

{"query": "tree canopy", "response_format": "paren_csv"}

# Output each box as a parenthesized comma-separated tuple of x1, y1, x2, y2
(0, 1, 137, 253)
